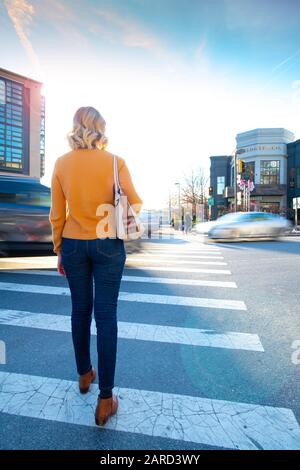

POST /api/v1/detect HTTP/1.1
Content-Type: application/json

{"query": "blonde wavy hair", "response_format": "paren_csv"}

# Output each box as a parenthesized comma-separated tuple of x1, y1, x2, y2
(67, 106, 108, 150)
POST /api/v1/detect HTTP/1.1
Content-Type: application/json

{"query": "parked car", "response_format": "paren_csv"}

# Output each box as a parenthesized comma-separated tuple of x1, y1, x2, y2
(207, 212, 291, 241)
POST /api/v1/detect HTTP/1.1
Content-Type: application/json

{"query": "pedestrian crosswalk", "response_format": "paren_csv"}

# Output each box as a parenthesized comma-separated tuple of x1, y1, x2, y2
(0, 281, 246, 310)
(1, 371, 299, 450)
(0, 239, 300, 450)
(0, 309, 262, 350)
(2, 270, 238, 288)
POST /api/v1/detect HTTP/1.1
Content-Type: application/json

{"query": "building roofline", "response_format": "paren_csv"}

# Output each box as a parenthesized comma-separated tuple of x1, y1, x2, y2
(210, 155, 232, 159)
(287, 138, 300, 146)
(236, 127, 294, 137)
(0, 67, 43, 85)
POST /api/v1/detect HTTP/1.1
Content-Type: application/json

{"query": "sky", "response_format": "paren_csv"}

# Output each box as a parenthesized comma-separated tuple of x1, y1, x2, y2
(1, 0, 300, 208)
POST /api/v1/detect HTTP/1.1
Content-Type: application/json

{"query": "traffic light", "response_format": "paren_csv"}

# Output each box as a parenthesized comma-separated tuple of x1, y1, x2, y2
(208, 186, 213, 196)
(238, 159, 244, 174)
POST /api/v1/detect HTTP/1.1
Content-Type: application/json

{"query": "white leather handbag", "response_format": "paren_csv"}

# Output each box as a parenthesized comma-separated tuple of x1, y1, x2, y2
(113, 155, 144, 240)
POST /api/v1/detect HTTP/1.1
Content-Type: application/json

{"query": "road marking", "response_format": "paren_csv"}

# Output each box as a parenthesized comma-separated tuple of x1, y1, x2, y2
(1, 270, 61, 276)
(128, 254, 224, 259)
(0, 371, 299, 449)
(0, 271, 238, 288)
(0, 258, 54, 263)
(127, 258, 227, 266)
(0, 282, 245, 310)
(120, 292, 246, 310)
(126, 266, 231, 274)
(140, 248, 221, 253)
(2, 267, 232, 276)
(122, 276, 237, 288)
(0, 309, 260, 350)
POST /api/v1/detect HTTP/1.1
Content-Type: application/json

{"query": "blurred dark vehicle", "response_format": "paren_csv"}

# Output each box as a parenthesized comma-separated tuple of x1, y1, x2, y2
(0, 175, 53, 255)
(207, 212, 291, 241)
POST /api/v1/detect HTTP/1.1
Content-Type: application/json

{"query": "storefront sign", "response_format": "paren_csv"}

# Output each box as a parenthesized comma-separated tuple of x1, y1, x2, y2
(293, 197, 300, 209)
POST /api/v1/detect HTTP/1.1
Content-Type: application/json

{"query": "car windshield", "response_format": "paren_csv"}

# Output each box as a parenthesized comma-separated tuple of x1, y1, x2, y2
(217, 212, 279, 223)
(216, 213, 243, 223)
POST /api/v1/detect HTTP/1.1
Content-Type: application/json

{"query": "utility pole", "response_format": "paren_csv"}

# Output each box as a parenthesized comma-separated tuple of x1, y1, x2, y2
(168, 189, 172, 226)
(234, 148, 246, 212)
(175, 182, 181, 230)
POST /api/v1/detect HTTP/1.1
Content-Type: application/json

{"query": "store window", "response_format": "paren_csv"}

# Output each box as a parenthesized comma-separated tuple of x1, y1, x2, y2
(217, 176, 225, 195)
(260, 160, 280, 185)
(260, 202, 280, 213)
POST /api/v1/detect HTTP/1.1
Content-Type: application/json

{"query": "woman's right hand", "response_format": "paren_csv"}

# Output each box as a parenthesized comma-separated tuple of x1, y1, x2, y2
(57, 252, 66, 277)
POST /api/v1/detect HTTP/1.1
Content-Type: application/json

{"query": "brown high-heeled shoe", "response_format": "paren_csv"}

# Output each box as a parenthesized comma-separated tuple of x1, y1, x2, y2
(95, 395, 118, 426)
(79, 367, 96, 394)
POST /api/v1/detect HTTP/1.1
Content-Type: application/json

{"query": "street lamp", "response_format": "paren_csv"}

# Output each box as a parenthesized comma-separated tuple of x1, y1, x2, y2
(233, 148, 246, 212)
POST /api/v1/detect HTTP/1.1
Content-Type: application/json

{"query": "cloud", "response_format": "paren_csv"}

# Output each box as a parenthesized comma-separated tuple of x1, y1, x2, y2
(4, 0, 40, 71)
(33, 0, 89, 47)
(93, 8, 164, 57)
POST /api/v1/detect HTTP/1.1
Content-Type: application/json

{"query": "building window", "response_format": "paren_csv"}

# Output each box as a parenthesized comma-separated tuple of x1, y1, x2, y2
(296, 167, 300, 189)
(260, 202, 280, 214)
(243, 161, 255, 181)
(0, 77, 24, 172)
(217, 176, 225, 195)
(0, 80, 5, 105)
(260, 160, 280, 185)
(290, 168, 295, 188)
(40, 95, 45, 178)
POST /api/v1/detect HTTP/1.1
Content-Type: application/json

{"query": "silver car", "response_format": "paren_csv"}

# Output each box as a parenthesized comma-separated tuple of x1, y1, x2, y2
(207, 212, 291, 241)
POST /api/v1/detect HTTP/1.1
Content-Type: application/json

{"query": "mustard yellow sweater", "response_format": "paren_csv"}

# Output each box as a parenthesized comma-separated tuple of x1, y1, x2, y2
(49, 148, 143, 254)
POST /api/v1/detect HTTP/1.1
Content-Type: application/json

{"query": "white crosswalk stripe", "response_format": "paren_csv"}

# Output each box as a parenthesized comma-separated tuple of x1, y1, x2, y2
(128, 254, 224, 259)
(0, 282, 246, 310)
(0, 371, 299, 450)
(127, 258, 227, 266)
(0, 309, 262, 351)
(140, 248, 221, 253)
(126, 266, 231, 274)
(1, 270, 238, 288)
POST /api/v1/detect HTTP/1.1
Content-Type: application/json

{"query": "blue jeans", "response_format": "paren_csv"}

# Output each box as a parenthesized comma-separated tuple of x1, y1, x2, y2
(61, 237, 126, 398)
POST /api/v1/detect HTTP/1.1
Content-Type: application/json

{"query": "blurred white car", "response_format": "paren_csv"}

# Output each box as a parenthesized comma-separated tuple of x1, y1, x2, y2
(195, 213, 238, 235)
(207, 212, 291, 240)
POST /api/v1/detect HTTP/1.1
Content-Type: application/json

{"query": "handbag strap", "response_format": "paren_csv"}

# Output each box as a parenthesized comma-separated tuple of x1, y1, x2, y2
(113, 154, 120, 192)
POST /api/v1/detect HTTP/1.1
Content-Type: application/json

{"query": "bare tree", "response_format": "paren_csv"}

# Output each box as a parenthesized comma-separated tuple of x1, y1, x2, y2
(181, 167, 208, 205)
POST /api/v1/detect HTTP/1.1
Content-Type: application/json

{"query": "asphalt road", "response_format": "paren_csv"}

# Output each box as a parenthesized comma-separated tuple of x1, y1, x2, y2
(0, 234, 299, 450)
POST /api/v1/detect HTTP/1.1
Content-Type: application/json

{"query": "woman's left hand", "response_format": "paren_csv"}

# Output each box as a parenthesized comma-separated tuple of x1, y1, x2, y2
(57, 252, 66, 276)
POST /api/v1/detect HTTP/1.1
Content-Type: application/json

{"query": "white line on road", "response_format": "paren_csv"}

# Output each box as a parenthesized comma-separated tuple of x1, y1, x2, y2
(0, 371, 299, 449)
(0, 271, 238, 288)
(120, 292, 246, 310)
(126, 266, 231, 274)
(140, 247, 221, 253)
(128, 254, 224, 259)
(0, 309, 263, 351)
(1, 264, 231, 274)
(127, 258, 227, 266)
(0, 282, 245, 310)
